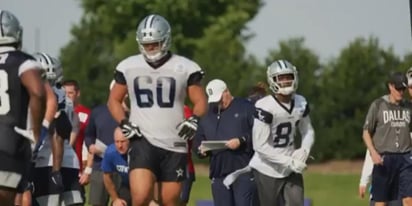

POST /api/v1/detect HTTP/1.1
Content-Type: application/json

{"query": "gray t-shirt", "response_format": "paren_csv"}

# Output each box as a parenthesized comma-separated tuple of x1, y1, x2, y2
(363, 95, 412, 153)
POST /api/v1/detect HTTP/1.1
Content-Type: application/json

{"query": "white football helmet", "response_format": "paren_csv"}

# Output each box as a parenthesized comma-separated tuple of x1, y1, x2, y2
(32, 52, 63, 85)
(136, 14, 171, 63)
(0, 10, 23, 46)
(267, 60, 298, 95)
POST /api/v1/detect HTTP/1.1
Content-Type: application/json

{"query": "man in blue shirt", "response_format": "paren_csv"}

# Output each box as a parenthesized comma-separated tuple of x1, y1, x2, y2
(193, 79, 258, 206)
(101, 127, 130, 206)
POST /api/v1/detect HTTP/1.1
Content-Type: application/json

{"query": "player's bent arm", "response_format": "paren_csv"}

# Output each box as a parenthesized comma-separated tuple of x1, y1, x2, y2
(360, 149, 373, 186)
(43, 82, 57, 125)
(84, 112, 97, 148)
(252, 119, 291, 166)
(69, 114, 80, 146)
(20, 69, 46, 140)
(103, 172, 120, 200)
(187, 84, 207, 117)
(362, 130, 378, 156)
(297, 116, 315, 152)
(108, 70, 128, 123)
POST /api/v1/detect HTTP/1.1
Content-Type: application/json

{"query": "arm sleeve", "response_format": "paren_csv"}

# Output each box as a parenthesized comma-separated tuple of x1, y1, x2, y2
(84, 109, 97, 149)
(113, 70, 126, 85)
(192, 120, 207, 156)
(298, 115, 315, 151)
(363, 100, 379, 135)
(252, 108, 291, 165)
(240, 102, 255, 151)
(360, 150, 373, 186)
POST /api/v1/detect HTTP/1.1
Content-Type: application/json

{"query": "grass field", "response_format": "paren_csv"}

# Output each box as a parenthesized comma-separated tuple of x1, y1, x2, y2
(187, 172, 369, 206)
(85, 161, 369, 206)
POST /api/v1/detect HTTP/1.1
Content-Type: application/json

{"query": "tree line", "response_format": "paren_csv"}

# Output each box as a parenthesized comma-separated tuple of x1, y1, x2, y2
(59, 0, 412, 161)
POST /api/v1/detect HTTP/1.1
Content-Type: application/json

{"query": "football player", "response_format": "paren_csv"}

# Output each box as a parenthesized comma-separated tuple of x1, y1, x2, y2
(30, 53, 83, 206)
(249, 60, 315, 206)
(108, 14, 208, 206)
(0, 10, 46, 205)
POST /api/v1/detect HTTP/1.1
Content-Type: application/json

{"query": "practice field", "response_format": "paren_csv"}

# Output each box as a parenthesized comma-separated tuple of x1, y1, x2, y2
(187, 172, 368, 206)
(84, 161, 369, 206)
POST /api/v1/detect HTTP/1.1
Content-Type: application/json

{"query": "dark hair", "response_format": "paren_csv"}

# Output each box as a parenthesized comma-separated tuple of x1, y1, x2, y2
(249, 81, 267, 96)
(62, 79, 80, 91)
(247, 81, 267, 104)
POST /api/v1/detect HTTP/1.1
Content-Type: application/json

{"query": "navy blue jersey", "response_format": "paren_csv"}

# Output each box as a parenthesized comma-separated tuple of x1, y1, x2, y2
(0, 47, 40, 156)
(193, 97, 255, 178)
(85, 104, 118, 169)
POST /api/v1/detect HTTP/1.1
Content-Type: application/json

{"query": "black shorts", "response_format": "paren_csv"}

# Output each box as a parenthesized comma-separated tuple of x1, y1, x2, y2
(0, 143, 31, 192)
(371, 152, 412, 202)
(129, 137, 187, 182)
(32, 167, 81, 197)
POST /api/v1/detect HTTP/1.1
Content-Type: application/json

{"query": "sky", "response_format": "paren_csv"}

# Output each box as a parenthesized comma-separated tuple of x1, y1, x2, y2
(2, 0, 412, 63)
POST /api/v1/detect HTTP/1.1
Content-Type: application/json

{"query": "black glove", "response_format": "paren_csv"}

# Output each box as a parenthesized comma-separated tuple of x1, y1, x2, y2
(50, 170, 64, 193)
(177, 115, 199, 140)
(120, 119, 142, 139)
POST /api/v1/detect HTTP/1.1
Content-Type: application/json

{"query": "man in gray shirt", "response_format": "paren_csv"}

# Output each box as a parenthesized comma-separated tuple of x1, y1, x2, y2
(363, 72, 412, 206)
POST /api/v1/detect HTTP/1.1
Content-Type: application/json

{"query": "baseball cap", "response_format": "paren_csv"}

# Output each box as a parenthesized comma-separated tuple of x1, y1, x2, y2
(388, 72, 407, 90)
(206, 79, 227, 103)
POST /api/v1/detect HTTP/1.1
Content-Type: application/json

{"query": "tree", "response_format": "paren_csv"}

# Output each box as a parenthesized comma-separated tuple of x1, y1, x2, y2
(60, 0, 262, 106)
(313, 37, 401, 160)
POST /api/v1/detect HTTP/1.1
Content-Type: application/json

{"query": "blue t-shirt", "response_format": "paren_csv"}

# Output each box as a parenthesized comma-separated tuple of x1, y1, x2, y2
(101, 144, 129, 186)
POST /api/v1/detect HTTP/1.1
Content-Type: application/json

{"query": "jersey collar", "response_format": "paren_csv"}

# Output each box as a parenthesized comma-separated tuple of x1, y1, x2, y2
(0, 46, 16, 53)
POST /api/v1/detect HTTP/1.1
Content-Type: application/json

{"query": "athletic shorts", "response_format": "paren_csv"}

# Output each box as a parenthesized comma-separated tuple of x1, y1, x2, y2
(0, 143, 31, 192)
(32, 167, 83, 205)
(129, 137, 187, 182)
(371, 152, 412, 202)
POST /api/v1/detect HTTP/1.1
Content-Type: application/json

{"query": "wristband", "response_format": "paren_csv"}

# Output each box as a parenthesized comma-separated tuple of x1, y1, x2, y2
(84, 167, 92, 175)
(42, 119, 50, 129)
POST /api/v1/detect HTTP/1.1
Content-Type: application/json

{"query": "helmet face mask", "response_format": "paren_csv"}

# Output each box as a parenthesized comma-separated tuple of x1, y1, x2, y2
(267, 60, 298, 95)
(32, 52, 63, 85)
(407, 67, 412, 87)
(0, 10, 23, 47)
(136, 14, 171, 63)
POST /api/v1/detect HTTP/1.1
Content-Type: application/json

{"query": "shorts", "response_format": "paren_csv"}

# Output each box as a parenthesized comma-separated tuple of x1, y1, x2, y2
(129, 137, 187, 182)
(0, 144, 31, 192)
(32, 167, 83, 205)
(253, 169, 302, 206)
(371, 152, 412, 202)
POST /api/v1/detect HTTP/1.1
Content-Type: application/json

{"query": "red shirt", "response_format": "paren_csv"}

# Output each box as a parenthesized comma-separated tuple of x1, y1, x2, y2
(184, 105, 195, 174)
(74, 104, 91, 172)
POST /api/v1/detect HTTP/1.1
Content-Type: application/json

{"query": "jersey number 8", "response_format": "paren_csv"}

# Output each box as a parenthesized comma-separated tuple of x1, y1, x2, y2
(273, 122, 292, 148)
(0, 70, 10, 115)
(133, 76, 176, 108)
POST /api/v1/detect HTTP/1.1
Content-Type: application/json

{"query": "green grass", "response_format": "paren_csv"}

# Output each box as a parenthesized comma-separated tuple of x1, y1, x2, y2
(188, 172, 369, 206)
(84, 172, 369, 206)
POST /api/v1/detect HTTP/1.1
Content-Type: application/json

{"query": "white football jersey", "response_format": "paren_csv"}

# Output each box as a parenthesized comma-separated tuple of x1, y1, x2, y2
(249, 94, 312, 178)
(116, 54, 203, 153)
